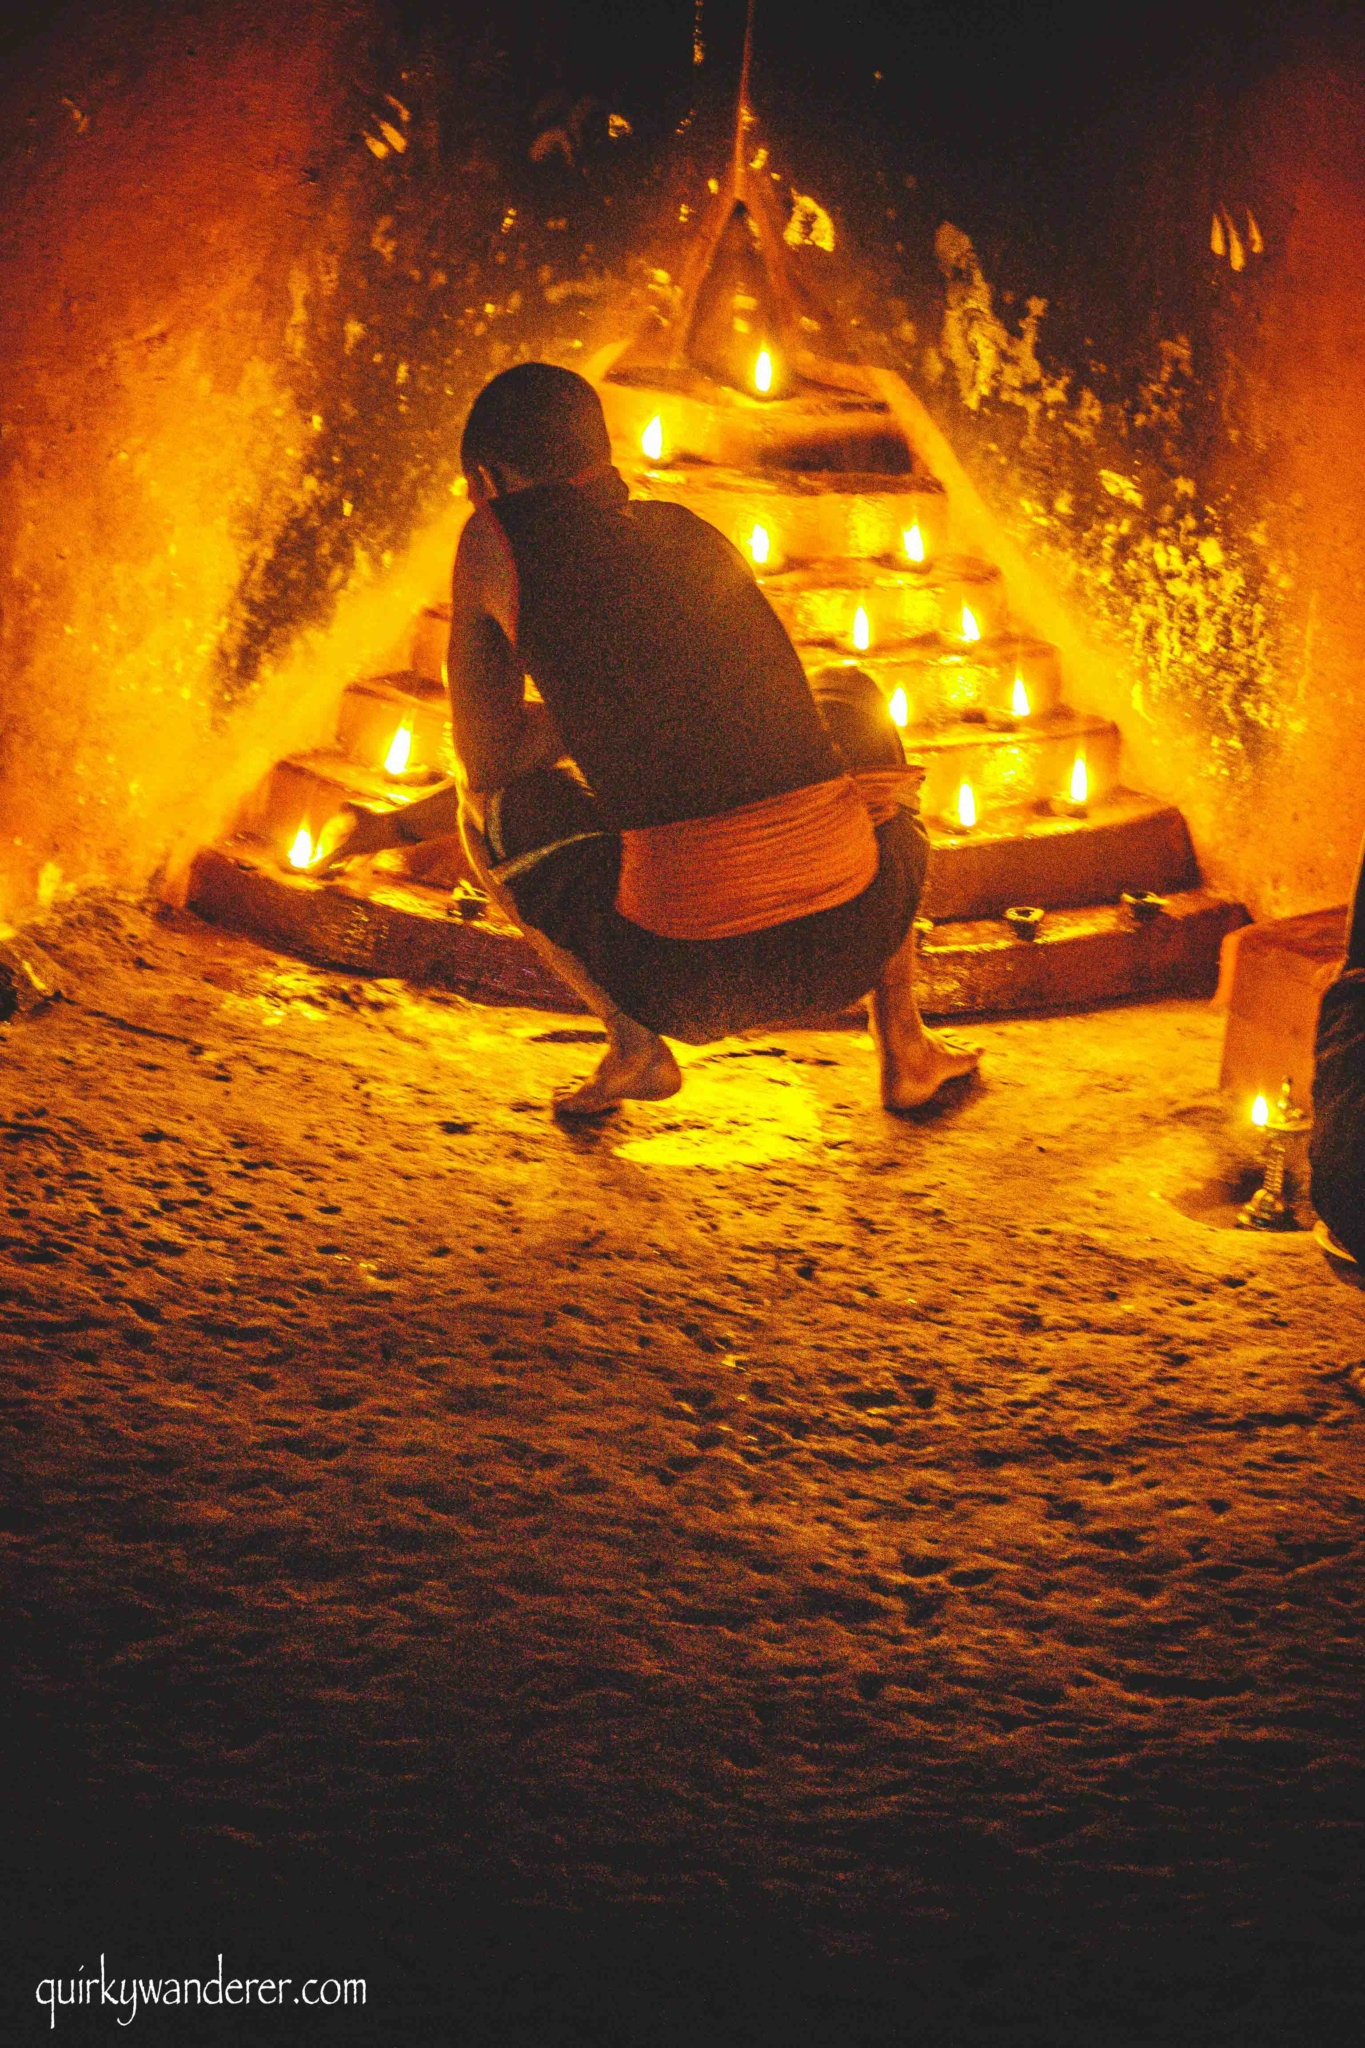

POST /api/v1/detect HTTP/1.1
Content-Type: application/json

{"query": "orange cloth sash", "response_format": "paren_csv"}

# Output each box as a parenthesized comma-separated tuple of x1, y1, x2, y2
(616, 767, 921, 942)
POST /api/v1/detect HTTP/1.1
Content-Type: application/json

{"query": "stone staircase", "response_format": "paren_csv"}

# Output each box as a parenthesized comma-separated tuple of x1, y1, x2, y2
(189, 347, 1244, 1017)
(595, 358, 1245, 1014)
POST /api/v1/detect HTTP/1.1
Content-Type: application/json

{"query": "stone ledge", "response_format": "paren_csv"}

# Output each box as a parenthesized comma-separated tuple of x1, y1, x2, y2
(1217, 906, 1347, 1106)
(189, 843, 1245, 1021)
(921, 791, 1200, 919)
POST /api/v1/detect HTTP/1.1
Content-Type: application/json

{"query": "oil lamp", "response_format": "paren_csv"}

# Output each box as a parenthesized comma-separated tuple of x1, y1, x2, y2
(1004, 905, 1044, 940)
(747, 521, 772, 566)
(641, 415, 665, 462)
(753, 347, 774, 395)
(1011, 675, 1031, 719)
(1060, 754, 1088, 817)
(955, 780, 978, 831)
(1237, 1078, 1312, 1231)
(287, 826, 315, 870)
(903, 523, 926, 566)
(960, 605, 981, 644)
(384, 719, 414, 776)
(851, 605, 871, 653)
(887, 686, 908, 729)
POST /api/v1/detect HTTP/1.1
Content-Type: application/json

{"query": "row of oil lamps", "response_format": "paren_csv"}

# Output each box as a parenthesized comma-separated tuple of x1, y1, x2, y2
(283, 726, 1093, 872)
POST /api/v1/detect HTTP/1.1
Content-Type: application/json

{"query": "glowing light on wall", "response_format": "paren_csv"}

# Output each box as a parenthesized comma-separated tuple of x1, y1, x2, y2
(851, 605, 871, 652)
(903, 523, 925, 565)
(754, 349, 774, 395)
(748, 522, 771, 566)
(960, 605, 981, 643)
(384, 720, 414, 775)
(957, 781, 977, 830)
(641, 415, 664, 461)
(888, 687, 908, 728)
(1011, 675, 1030, 718)
(1069, 754, 1088, 805)
(288, 827, 315, 869)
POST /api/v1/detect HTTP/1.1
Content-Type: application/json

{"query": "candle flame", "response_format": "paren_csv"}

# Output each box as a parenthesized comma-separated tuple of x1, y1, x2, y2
(957, 781, 977, 829)
(888, 686, 908, 728)
(903, 523, 925, 564)
(287, 826, 315, 870)
(384, 719, 414, 775)
(641, 414, 664, 461)
(754, 348, 773, 395)
(961, 605, 981, 643)
(852, 604, 871, 652)
(748, 522, 771, 566)
(1251, 1093, 1269, 1129)
(1069, 754, 1088, 805)
(1011, 675, 1030, 717)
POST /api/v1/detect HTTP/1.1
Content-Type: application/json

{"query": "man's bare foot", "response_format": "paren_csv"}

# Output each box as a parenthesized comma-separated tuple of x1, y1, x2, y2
(879, 1028, 981, 1112)
(552, 1021, 682, 1120)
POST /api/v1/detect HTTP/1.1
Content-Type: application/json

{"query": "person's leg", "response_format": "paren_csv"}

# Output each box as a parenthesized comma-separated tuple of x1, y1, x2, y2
(810, 665, 980, 1109)
(869, 921, 981, 1109)
(460, 789, 680, 1118)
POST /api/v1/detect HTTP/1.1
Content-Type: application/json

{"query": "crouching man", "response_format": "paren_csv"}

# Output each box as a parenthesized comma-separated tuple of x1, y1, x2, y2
(338, 363, 978, 1120)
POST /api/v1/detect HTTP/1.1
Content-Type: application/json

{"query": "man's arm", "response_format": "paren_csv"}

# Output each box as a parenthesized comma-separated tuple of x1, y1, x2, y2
(312, 506, 564, 869)
(447, 507, 564, 795)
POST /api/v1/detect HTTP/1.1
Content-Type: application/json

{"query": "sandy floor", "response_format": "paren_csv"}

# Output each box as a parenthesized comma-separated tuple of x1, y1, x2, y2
(3, 897, 1364, 2046)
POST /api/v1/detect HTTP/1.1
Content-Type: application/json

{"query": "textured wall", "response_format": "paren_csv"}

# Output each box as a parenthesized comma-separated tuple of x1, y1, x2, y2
(1, 7, 1361, 929)
(1230, 59, 1365, 916)
(0, 2, 360, 919)
(910, 39, 1365, 921)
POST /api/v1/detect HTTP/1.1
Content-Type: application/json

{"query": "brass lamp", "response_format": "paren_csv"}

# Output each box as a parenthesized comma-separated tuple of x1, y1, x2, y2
(1237, 1077, 1312, 1231)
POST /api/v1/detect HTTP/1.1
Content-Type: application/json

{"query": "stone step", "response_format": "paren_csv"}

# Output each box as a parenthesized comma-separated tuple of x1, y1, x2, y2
(601, 373, 915, 477)
(833, 635, 1065, 725)
(410, 606, 450, 684)
(767, 555, 1009, 650)
(921, 790, 1199, 919)
(189, 844, 563, 1009)
(187, 841, 1245, 1021)
(908, 708, 1121, 824)
(234, 749, 445, 866)
(239, 701, 1120, 873)
(915, 891, 1248, 1015)
(334, 672, 454, 780)
(632, 463, 950, 567)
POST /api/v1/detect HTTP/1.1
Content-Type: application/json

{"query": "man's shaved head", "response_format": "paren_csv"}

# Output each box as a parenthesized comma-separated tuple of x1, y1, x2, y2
(461, 362, 612, 488)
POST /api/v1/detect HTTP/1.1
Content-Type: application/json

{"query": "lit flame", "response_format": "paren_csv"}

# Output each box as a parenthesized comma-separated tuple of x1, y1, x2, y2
(748, 522, 771, 566)
(641, 414, 664, 461)
(888, 687, 908, 728)
(852, 605, 871, 652)
(903, 523, 925, 564)
(957, 781, 977, 830)
(1069, 754, 1088, 805)
(384, 719, 414, 775)
(1011, 675, 1030, 717)
(288, 827, 315, 870)
(1251, 1093, 1269, 1129)
(754, 348, 773, 395)
(960, 605, 981, 643)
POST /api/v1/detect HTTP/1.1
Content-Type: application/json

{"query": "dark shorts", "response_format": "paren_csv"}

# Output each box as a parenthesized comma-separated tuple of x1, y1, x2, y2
(486, 765, 928, 1045)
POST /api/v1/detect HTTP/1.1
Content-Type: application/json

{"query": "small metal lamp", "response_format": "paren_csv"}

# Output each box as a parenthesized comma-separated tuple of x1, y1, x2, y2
(1237, 1077, 1312, 1231)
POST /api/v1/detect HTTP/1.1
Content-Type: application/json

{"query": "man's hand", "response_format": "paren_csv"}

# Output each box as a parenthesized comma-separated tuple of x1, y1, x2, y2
(312, 804, 402, 871)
